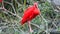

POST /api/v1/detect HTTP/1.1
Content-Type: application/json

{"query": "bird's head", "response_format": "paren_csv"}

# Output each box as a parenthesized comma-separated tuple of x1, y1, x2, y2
(34, 2, 38, 8)
(33, 2, 40, 15)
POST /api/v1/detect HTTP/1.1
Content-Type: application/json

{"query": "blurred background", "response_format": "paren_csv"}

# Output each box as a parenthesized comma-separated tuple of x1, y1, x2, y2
(0, 0, 60, 34)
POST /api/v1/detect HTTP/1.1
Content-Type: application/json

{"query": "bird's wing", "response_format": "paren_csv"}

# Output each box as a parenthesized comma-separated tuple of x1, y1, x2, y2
(28, 7, 40, 21)
(21, 6, 35, 25)
(23, 6, 34, 15)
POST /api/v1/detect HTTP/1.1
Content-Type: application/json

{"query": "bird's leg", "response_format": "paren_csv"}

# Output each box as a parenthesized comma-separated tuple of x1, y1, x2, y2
(28, 21, 33, 32)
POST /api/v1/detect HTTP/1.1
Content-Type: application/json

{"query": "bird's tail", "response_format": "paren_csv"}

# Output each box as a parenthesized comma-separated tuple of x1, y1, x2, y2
(20, 18, 26, 25)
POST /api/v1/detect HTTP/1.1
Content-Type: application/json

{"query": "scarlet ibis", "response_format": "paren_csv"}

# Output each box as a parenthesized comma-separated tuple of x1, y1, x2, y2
(20, 2, 40, 32)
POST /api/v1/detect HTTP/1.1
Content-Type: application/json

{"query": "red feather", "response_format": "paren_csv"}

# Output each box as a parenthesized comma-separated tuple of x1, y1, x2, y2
(0, 0, 2, 3)
(21, 2, 40, 25)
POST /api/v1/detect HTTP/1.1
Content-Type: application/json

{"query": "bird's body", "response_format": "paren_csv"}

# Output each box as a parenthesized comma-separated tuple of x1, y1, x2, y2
(21, 2, 40, 25)
(20, 2, 40, 32)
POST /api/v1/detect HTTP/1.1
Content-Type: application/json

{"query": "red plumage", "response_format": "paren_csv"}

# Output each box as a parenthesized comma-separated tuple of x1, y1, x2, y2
(0, 0, 2, 3)
(21, 2, 40, 25)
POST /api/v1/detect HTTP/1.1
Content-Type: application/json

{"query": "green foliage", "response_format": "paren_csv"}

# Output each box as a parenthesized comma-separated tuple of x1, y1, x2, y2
(0, 0, 60, 34)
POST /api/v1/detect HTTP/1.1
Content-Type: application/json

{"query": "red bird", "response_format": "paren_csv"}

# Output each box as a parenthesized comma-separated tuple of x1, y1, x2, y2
(20, 2, 40, 32)
(0, 0, 2, 3)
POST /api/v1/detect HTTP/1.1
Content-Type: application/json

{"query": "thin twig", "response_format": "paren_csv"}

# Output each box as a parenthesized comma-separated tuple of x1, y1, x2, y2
(4, 1, 16, 14)
(0, 7, 21, 19)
